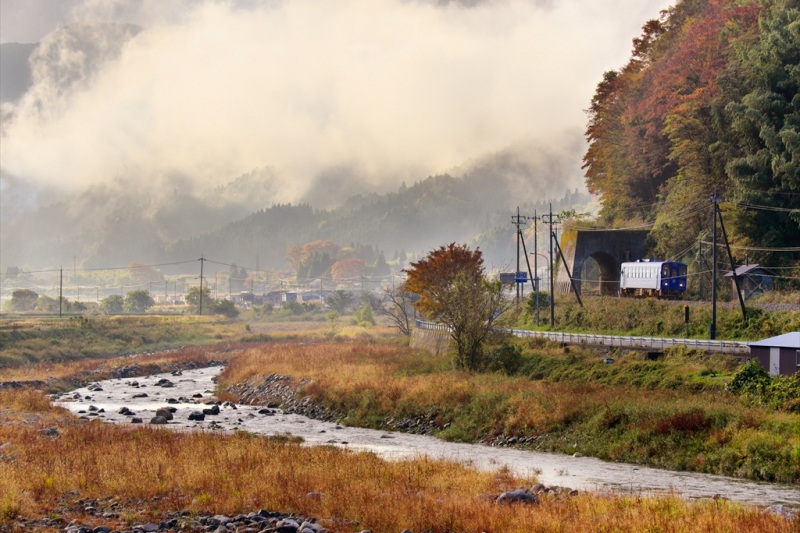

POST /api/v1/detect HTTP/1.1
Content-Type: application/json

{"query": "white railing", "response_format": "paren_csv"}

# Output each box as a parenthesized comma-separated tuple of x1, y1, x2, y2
(415, 320, 750, 354)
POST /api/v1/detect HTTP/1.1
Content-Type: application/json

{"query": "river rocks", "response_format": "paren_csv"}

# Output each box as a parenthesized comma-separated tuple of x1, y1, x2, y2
(55, 510, 328, 533)
(155, 408, 174, 421)
(203, 404, 220, 416)
(130, 417, 143, 424)
(496, 488, 539, 505)
(149, 416, 168, 425)
(40, 427, 60, 438)
(118, 406, 135, 416)
(154, 378, 175, 388)
(764, 504, 797, 519)
(188, 411, 205, 421)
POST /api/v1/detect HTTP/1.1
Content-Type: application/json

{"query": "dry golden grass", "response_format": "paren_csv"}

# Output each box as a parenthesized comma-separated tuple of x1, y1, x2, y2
(0, 390, 795, 533)
(0, 343, 244, 384)
(218, 340, 800, 484)
(218, 342, 704, 432)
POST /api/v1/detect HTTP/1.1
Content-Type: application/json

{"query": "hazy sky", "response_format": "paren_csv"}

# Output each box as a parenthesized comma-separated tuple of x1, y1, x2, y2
(0, 0, 674, 203)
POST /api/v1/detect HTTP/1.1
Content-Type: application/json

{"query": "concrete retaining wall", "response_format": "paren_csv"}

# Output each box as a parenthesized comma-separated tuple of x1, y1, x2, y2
(410, 327, 451, 356)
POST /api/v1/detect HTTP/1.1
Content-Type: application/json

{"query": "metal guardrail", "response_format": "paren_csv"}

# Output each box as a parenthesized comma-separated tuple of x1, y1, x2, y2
(415, 320, 750, 354)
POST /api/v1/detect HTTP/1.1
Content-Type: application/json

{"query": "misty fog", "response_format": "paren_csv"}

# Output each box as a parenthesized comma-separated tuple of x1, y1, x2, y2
(0, 0, 673, 272)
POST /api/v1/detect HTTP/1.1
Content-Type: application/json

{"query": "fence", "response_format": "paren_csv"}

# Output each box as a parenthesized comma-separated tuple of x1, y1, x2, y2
(415, 320, 750, 354)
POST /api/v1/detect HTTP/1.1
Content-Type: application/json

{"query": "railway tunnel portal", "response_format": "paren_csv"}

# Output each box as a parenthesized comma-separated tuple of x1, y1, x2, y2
(554, 228, 648, 296)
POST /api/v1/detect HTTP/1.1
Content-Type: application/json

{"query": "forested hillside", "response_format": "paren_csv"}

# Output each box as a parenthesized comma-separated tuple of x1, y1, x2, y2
(584, 0, 799, 268)
(165, 177, 589, 272)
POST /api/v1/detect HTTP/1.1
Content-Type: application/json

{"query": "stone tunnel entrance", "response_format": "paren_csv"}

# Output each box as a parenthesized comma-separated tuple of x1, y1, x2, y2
(555, 228, 648, 297)
(580, 251, 622, 296)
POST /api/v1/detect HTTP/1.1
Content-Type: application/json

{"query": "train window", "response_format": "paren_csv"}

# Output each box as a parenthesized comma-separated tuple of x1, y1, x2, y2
(662, 264, 670, 277)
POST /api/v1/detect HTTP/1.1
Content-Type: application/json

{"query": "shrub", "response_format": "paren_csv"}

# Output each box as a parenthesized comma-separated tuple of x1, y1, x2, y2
(486, 341, 524, 375)
(213, 300, 240, 318)
(655, 409, 711, 434)
(100, 295, 124, 315)
(123, 290, 155, 314)
(355, 305, 375, 326)
(727, 360, 771, 398)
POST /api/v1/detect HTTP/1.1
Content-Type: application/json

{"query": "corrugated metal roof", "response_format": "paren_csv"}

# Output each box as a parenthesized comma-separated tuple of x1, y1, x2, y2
(749, 332, 800, 349)
(724, 264, 778, 277)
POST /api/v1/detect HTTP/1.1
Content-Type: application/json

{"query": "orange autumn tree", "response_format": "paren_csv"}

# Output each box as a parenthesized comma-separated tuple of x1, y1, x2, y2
(331, 258, 365, 281)
(285, 240, 341, 279)
(404, 243, 509, 370)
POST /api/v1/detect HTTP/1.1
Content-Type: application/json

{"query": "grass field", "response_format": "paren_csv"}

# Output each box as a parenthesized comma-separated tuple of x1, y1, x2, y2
(1, 386, 796, 532)
(219, 340, 800, 484)
(511, 294, 800, 340)
(0, 316, 798, 531)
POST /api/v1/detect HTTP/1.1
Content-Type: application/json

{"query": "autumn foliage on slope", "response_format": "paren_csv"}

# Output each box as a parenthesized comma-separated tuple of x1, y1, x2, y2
(584, 0, 799, 267)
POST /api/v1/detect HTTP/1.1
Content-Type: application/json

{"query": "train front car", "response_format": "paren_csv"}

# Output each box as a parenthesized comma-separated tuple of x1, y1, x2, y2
(620, 259, 687, 299)
(659, 260, 688, 299)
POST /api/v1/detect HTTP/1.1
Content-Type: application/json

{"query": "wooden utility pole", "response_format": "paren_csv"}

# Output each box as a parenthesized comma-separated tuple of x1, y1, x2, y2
(711, 188, 718, 340)
(541, 204, 560, 327)
(199, 256, 205, 316)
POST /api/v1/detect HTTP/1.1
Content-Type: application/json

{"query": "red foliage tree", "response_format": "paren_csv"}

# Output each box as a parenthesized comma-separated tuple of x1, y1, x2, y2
(331, 258, 365, 281)
(404, 243, 508, 370)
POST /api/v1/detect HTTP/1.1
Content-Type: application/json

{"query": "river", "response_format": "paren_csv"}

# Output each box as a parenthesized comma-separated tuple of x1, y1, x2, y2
(53, 365, 800, 509)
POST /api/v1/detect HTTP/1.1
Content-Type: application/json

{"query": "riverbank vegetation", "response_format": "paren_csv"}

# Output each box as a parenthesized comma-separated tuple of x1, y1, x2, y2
(1, 315, 798, 530)
(218, 340, 800, 484)
(0, 385, 795, 532)
(0, 314, 387, 373)
(0, 315, 246, 370)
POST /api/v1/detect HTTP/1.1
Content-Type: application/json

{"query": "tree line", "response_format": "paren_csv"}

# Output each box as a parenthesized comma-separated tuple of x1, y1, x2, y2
(584, 0, 799, 267)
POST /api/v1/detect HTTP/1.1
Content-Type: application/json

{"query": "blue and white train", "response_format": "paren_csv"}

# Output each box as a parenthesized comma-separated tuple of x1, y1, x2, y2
(619, 259, 687, 299)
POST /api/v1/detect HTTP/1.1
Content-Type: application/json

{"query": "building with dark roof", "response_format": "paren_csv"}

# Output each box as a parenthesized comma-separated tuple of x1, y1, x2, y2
(724, 264, 777, 301)
(749, 332, 800, 376)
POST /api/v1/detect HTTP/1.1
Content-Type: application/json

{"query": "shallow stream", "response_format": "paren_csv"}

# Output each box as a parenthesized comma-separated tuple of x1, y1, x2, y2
(54, 366, 800, 508)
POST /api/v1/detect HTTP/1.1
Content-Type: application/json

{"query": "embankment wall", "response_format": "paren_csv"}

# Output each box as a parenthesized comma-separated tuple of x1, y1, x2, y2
(410, 327, 450, 355)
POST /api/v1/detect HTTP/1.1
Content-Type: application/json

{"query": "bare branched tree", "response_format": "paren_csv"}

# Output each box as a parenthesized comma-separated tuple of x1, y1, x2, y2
(382, 282, 414, 336)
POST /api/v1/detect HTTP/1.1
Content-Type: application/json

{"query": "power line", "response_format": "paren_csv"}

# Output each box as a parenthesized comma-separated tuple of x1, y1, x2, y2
(698, 241, 800, 252)
(736, 202, 800, 213)
(564, 200, 708, 232)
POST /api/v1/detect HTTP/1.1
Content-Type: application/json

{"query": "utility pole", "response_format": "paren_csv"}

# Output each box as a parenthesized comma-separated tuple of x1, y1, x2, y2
(512, 207, 524, 303)
(59, 267, 63, 317)
(512, 208, 538, 306)
(533, 210, 540, 325)
(711, 189, 718, 340)
(199, 256, 205, 316)
(541, 204, 560, 327)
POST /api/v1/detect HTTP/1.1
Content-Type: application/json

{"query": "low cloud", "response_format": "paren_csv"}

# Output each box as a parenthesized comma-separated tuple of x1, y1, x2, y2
(1, 0, 672, 204)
